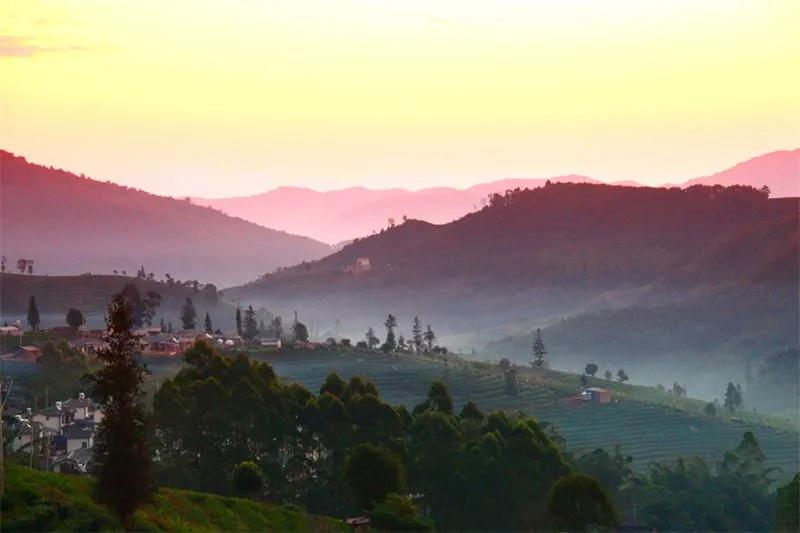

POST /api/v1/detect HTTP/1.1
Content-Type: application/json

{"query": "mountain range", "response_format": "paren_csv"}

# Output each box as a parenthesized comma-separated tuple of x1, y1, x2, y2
(194, 149, 799, 244)
(0, 151, 331, 286)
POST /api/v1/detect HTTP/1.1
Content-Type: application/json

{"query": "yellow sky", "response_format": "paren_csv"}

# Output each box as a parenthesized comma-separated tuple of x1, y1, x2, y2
(1, 0, 798, 197)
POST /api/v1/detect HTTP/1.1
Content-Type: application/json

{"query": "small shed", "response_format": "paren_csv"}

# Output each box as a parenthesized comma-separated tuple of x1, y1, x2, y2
(581, 387, 613, 404)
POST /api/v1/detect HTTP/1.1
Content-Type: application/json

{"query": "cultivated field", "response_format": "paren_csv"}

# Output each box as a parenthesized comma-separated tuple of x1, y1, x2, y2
(239, 350, 800, 478)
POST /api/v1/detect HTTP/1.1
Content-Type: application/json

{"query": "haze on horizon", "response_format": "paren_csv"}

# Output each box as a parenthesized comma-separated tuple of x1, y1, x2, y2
(1, 0, 798, 198)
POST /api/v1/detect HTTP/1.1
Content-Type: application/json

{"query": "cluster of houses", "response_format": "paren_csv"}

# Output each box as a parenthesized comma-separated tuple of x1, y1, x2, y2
(9, 392, 104, 474)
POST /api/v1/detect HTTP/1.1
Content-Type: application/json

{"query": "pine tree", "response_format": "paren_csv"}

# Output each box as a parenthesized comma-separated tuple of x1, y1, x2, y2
(243, 306, 258, 341)
(204, 312, 213, 333)
(159, 317, 166, 333)
(235, 307, 242, 336)
(90, 294, 153, 523)
(180, 298, 197, 330)
(724, 382, 742, 413)
(383, 314, 397, 352)
(531, 329, 547, 368)
(423, 324, 435, 353)
(167, 321, 173, 334)
(411, 316, 423, 354)
(366, 327, 379, 349)
(27, 295, 40, 331)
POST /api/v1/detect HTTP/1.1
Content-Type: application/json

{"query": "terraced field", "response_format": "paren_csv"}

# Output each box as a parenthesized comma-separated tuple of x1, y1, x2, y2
(247, 350, 799, 478)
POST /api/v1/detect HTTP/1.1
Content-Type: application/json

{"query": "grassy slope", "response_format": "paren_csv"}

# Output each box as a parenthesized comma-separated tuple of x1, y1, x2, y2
(1, 463, 345, 532)
(191, 348, 798, 478)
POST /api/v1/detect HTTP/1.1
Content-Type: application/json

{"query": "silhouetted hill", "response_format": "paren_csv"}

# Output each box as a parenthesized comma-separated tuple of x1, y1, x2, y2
(0, 151, 331, 286)
(0, 273, 234, 330)
(195, 149, 798, 243)
(225, 183, 797, 371)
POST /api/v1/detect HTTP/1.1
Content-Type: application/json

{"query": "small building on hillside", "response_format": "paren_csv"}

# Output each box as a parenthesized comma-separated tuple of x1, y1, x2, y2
(68, 338, 107, 356)
(580, 387, 613, 404)
(63, 420, 95, 453)
(17, 345, 41, 361)
(0, 324, 23, 337)
(260, 338, 282, 349)
(52, 447, 95, 474)
(345, 257, 372, 274)
(32, 402, 75, 431)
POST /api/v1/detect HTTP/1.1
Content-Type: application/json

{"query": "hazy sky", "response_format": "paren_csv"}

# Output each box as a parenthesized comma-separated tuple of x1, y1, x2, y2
(1, 0, 798, 197)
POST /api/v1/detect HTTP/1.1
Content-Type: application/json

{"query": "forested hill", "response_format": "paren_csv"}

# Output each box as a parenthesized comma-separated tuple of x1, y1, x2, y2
(237, 183, 797, 294)
(0, 151, 331, 286)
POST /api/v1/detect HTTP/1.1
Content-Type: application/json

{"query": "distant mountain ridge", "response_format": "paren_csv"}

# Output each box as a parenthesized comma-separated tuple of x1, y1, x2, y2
(195, 149, 799, 243)
(0, 151, 331, 286)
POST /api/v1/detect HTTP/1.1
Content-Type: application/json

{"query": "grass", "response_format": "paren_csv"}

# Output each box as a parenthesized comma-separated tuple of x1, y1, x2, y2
(1, 463, 346, 532)
(196, 348, 798, 479)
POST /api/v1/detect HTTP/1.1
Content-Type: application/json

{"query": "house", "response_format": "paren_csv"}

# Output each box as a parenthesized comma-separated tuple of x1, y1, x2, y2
(0, 323, 23, 337)
(345, 257, 372, 274)
(580, 387, 613, 404)
(62, 420, 95, 453)
(260, 338, 282, 349)
(52, 447, 95, 474)
(17, 345, 41, 361)
(12, 421, 58, 452)
(63, 392, 93, 420)
(32, 402, 74, 431)
(67, 338, 107, 356)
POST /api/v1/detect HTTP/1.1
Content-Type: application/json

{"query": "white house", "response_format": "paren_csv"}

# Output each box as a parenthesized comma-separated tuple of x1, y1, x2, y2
(63, 421, 95, 453)
(260, 338, 282, 349)
(0, 323, 23, 337)
(63, 392, 93, 420)
(32, 402, 73, 432)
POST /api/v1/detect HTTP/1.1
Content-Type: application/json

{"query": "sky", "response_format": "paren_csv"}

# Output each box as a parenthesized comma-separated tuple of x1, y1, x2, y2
(1, 0, 798, 198)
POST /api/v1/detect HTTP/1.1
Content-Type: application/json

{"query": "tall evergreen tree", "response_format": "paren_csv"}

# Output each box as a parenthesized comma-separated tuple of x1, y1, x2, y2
(181, 298, 197, 330)
(411, 316, 423, 354)
(159, 317, 166, 333)
(383, 314, 397, 352)
(531, 329, 547, 368)
(366, 327, 379, 349)
(27, 295, 40, 331)
(724, 382, 742, 413)
(243, 305, 258, 341)
(235, 307, 242, 336)
(204, 312, 213, 333)
(90, 294, 153, 523)
(423, 324, 435, 353)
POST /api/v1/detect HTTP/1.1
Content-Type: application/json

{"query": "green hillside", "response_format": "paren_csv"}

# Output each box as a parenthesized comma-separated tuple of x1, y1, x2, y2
(1, 463, 345, 532)
(148, 349, 798, 479)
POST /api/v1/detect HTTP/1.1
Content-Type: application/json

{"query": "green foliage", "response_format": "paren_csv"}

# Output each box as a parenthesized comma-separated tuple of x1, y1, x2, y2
(65, 307, 85, 331)
(725, 381, 743, 413)
(548, 473, 618, 531)
(33, 341, 92, 401)
(90, 294, 153, 522)
(293, 321, 309, 342)
(344, 444, 405, 510)
(369, 494, 434, 531)
(243, 305, 258, 341)
(1, 463, 345, 532)
(233, 461, 264, 498)
(774, 474, 799, 532)
(585, 363, 598, 377)
(204, 311, 213, 333)
(180, 297, 197, 330)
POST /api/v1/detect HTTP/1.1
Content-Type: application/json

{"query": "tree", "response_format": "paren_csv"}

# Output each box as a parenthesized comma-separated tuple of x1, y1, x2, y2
(504, 365, 519, 396)
(774, 474, 799, 532)
(271, 316, 282, 340)
(531, 329, 547, 368)
(423, 325, 435, 353)
(142, 291, 162, 326)
(232, 461, 264, 498)
(704, 402, 717, 417)
(293, 321, 309, 342)
(27, 260, 33, 275)
(0, 255, 6, 273)
(604, 370, 613, 381)
(366, 327, 380, 350)
(724, 382, 742, 413)
(383, 314, 397, 352)
(17, 258, 28, 275)
(90, 294, 153, 523)
(370, 493, 433, 532)
(235, 307, 242, 336)
(411, 316, 423, 354)
(27, 295, 40, 331)
(119, 284, 145, 326)
(585, 363, 598, 377)
(204, 312, 213, 333)
(344, 443, 405, 510)
(243, 305, 258, 341)
(580, 374, 588, 388)
(65, 308, 85, 332)
(616, 369, 629, 383)
(159, 317, 166, 333)
(180, 298, 197, 330)
(547, 473, 618, 531)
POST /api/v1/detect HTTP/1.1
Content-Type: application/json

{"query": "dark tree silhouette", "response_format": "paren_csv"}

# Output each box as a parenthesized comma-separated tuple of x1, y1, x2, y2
(27, 295, 40, 331)
(204, 312, 213, 333)
(90, 294, 153, 523)
(181, 298, 197, 330)
(585, 363, 598, 377)
(235, 307, 242, 336)
(65, 308, 85, 332)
